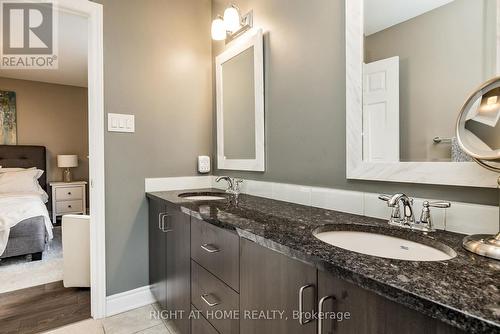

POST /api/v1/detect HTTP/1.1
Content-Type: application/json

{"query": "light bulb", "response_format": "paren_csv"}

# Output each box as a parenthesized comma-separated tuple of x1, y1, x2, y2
(211, 17, 226, 41)
(223, 6, 241, 32)
(487, 96, 498, 105)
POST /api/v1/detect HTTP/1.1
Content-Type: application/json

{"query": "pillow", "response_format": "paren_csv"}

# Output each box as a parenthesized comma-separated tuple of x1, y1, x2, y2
(0, 167, 44, 179)
(0, 169, 48, 202)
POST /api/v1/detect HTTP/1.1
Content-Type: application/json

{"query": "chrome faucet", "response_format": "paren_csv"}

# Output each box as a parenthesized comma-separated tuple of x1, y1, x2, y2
(379, 193, 450, 232)
(216, 176, 243, 197)
(387, 193, 415, 227)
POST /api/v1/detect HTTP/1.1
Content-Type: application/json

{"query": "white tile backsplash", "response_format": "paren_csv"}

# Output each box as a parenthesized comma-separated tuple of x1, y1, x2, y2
(311, 187, 364, 215)
(363, 193, 391, 220)
(147, 176, 499, 236)
(272, 183, 311, 206)
(445, 202, 499, 235)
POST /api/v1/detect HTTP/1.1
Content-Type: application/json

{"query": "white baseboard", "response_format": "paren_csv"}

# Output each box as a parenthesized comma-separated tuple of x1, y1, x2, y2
(106, 285, 155, 317)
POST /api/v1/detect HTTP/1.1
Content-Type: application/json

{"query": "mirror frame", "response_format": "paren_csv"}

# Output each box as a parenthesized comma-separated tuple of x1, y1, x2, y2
(216, 28, 265, 171)
(345, 0, 499, 188)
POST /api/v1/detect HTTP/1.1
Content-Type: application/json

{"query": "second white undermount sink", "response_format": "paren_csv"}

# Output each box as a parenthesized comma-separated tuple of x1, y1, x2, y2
(314, 230, 456, 261)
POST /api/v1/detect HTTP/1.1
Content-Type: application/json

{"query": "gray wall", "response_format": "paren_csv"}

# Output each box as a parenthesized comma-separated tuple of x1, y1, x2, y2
(0, 77, 89, 183)
(213, 0, 499, 206)
(98, 0, 212, 296)
(365, 0, 495, 162)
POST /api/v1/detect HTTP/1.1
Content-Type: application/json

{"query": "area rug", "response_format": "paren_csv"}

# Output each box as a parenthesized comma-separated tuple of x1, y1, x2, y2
(0, 226, 63, 293)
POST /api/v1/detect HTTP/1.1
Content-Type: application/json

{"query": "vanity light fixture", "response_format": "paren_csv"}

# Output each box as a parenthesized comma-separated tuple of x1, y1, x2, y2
(211, 4, 253, 43)
(211, 15, 226, 41)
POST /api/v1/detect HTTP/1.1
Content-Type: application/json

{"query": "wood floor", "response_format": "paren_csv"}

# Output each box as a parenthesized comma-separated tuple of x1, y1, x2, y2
(0, 281, 90, 334)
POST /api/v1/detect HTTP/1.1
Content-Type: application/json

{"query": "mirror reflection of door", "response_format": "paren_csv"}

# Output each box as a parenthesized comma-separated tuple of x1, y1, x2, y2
(363, 57, 400, 162)
(363, 0, 498, 163)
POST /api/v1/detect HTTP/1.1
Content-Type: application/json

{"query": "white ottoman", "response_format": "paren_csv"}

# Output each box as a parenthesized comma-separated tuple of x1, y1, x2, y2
(62, 214, 90, 288)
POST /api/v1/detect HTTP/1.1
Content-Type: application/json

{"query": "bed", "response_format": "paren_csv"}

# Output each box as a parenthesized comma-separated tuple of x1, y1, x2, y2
(0, 145, 53, 261)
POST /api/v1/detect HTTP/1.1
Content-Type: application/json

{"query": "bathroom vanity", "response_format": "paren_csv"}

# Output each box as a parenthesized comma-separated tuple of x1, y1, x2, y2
(147, 190, 499, 334)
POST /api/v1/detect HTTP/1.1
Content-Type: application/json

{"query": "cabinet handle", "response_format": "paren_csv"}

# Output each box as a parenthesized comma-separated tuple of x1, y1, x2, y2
(158, 213, 165, 230)
(298, 284, 314, 325)
(318, 295, 336, 334)
(68, 205, 72, 208)
(68, 192, 72, 195)
(161, 214, 173, 233)
(201, 294, 219, 307)
(201, 243, 220, 253)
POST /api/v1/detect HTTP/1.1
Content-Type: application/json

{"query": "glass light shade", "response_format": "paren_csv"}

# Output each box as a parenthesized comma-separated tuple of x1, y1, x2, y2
(211, 18, 226, 41)
(223, 6, 241, 32)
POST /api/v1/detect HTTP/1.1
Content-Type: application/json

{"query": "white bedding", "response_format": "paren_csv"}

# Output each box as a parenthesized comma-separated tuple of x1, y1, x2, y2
(0, 192, 53, 255)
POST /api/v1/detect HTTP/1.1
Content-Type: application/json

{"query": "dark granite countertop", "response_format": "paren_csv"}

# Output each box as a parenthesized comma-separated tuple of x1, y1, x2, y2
(147, 189, 500, 333)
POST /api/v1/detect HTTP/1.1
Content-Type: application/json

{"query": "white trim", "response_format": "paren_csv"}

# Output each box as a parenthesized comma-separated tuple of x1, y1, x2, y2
(55, 0, 106, 319)
(345, 0, 499, 188)
(145, 176, 215, 192)
(106, 285, 155, 317)
(216, 28, 265, 171)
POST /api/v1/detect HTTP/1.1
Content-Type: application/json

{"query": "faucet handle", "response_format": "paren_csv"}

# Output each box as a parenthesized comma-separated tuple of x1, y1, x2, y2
(416, 201, 451, 232)
(426, 201, 451, 209)
(378, 194, 391, 202)
(234, 179, 243, 192)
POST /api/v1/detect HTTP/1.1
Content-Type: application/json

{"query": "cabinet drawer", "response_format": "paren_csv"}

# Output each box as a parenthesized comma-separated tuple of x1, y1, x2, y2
(191, 261, 239, 334)
(56, 200, 83, 214)
(55, 186, 84, 201)
(191, 218, 240, 291)
(192, 305, 220, 334)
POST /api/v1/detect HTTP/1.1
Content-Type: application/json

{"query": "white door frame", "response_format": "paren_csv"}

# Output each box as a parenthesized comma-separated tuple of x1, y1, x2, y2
(56, 0, 106, 319)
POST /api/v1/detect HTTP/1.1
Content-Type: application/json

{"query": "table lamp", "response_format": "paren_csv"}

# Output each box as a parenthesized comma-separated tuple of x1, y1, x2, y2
(57, 155, 78, 182)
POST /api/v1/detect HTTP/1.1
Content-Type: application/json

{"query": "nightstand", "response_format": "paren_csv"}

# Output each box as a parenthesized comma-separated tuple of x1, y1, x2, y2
(50, 181, 87, 223)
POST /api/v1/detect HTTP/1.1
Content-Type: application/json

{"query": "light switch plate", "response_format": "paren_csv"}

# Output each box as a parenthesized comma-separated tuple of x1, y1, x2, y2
(108, 113, 135, 133)
(198, 156, 211, 173)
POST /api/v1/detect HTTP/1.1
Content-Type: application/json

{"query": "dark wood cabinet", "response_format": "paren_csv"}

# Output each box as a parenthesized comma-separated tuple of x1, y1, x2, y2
(148, 198, 191, 334)
(148, 197, 167, 309)
(165, 203, 191, 334)
(317, 271, 464, 334)
(240, 238, 317, 334)
(150, 196, 465, 334)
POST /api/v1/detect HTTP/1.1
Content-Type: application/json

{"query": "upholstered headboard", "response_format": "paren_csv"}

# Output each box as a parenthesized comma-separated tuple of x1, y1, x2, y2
(0, 145, 47, 193)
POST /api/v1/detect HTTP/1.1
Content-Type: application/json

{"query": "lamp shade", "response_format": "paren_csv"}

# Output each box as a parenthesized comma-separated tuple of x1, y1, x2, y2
(57, 155, 78, 168)
(211, 17, 226, 41)
(223, 6, 241, 32)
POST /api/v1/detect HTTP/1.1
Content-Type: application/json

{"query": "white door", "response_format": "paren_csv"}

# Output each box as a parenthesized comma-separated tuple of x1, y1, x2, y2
(363, 56, 400, 162)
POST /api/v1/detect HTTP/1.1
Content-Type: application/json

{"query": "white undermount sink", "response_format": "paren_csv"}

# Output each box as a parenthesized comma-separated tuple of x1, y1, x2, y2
(314, 230, 456, 261)
(178, 192, 227, 201)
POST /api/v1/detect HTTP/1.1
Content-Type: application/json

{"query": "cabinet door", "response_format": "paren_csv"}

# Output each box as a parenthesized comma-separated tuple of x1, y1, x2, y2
(148, 198, 167, 309)
(317, 271, 464, 334)
(165, 205, 191, 334)
(240, 238, 317, 334)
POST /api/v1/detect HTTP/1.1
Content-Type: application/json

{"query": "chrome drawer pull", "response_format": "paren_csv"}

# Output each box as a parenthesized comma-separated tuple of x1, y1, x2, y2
(158, 213, 165, 230)
(201, 294, 219, 307)
(318, 295, 336, 334)
(161, 214, 173, 233)
(201, 243, 220, 253)
(298, 284, 314, 325)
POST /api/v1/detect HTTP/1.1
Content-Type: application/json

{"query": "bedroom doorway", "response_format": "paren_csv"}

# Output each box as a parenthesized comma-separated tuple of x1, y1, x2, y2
(0, 0, 105, 329)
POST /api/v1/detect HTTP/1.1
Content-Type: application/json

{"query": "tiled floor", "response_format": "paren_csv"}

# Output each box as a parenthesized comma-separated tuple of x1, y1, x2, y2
(42, 304, 175, 334)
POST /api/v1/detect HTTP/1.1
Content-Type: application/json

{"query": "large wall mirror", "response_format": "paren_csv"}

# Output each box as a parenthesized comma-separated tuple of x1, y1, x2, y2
(346, 0, 500, 187)
(216, 29, 265, 171)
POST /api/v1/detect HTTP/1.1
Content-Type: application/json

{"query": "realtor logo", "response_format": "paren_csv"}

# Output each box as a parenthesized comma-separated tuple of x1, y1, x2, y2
(0, 0, 58, 69)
